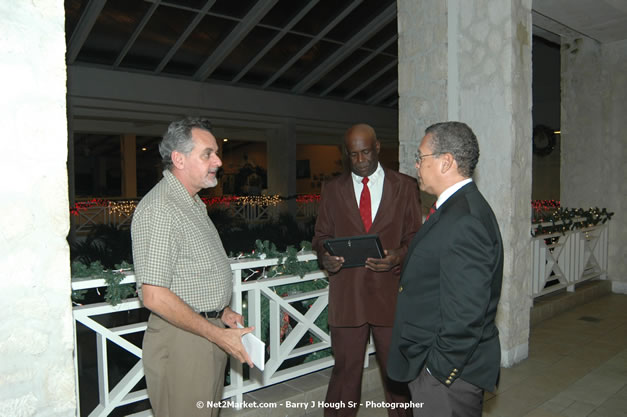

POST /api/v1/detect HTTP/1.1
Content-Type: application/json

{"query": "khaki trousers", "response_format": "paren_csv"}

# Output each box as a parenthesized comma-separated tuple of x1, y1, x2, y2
(142, 313, 228, 417)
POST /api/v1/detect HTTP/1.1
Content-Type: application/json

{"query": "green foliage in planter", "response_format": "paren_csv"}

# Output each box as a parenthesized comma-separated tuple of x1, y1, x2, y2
(71, 260, 135, 306)
(532, 207, 613, 236)
(69, 225, 133, 269)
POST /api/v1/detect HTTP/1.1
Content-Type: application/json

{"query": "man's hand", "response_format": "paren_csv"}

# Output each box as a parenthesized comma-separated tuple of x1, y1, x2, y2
(221, 306, 244, 328)
(218, 307, 254, 366)
(365, 248, 402, 272)
(320, 251, 344, 273)
(215, 326, 255, 368)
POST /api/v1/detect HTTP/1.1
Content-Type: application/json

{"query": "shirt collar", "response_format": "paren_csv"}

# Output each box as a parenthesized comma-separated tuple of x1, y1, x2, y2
(436, 178, 473, 208)
(351, 163, 384, 185)
(163, 169, 205, 208)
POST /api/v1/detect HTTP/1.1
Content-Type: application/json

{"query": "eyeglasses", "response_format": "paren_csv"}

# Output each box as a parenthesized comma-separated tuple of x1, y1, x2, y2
(414, 152, 441, 164)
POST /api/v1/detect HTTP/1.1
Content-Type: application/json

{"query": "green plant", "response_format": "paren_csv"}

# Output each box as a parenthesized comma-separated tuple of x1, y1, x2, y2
(71, 260, 135, 306)
(69, 224, 133, 269)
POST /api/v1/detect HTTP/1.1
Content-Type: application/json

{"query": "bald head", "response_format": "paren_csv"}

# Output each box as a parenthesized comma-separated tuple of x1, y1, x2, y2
(344, 124, 377, 144)
(344, 123, 380, 177)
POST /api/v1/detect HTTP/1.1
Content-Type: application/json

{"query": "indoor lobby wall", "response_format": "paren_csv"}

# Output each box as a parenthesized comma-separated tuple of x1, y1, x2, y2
(0, 1, 76, 415)
(561, 37, 627, 293)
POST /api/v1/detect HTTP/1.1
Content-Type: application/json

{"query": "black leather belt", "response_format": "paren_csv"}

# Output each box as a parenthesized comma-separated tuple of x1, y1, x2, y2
(199, 309, 224, 319)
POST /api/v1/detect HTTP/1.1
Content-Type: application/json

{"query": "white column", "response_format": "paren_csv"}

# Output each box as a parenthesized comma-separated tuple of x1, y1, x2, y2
(0, 0, 77, 415)
(398, 0, 533, 366)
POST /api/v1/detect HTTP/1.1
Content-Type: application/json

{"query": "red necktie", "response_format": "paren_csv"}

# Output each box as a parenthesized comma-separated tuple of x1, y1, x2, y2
(359, 177, 372, 232)
(425, 203, 436, 221)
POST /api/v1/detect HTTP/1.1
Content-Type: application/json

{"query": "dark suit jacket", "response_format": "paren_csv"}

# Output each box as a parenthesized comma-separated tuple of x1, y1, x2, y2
(387, 182, 503, 392)
(312, 168, 422, 327)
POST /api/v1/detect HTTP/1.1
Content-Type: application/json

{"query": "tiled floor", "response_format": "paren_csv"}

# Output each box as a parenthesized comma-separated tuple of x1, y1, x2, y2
(482, 292, 627, 417)
(224, 289, 627, 417)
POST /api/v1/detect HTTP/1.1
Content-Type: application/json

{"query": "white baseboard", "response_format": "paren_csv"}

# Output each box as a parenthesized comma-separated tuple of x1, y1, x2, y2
(612, 280, 627, 294)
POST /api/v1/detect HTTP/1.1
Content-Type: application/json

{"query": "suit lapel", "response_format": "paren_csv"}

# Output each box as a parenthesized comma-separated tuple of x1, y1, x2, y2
(339, 173, 366, 233)
(403, 208, 441, 266)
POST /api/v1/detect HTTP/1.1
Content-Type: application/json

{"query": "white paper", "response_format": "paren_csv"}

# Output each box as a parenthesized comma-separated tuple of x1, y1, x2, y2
(237, 323, 265, 371)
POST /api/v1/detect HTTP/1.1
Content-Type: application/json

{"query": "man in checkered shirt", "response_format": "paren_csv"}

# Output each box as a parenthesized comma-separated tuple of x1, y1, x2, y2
(131, 117, 253, 417)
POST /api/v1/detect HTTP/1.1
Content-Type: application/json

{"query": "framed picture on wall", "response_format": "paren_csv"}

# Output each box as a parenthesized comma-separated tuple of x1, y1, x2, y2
(296, 160, 311, 179)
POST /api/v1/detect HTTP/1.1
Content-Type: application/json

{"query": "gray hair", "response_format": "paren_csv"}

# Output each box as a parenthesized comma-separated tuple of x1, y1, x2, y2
(159, 117, 213, 170)
(425, 121, 479, 178)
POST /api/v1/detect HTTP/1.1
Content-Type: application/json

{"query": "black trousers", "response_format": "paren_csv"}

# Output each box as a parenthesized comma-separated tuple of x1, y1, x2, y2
(408, 367, 483, 417)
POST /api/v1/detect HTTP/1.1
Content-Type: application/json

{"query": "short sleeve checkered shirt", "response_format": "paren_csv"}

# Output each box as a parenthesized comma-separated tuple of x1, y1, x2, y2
(131, 170, 232, 312)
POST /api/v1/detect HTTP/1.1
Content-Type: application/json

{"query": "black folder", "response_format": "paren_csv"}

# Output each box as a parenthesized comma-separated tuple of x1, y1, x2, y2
(323, 235, 384, 268)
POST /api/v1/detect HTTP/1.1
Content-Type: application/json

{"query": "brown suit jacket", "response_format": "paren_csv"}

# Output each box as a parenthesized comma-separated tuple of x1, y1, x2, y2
(312, 168, 422, 327)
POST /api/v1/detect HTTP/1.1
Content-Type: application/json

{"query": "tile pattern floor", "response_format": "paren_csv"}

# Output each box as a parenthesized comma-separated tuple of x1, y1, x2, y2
(223, 292, 627, 417)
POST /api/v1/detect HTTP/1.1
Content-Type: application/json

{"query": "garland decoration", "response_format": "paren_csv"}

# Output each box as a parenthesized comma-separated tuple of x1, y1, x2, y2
(70, 194, 322, 217)
(532, 199, 560, 214)
(296, 194, 321, 203)
(71, 260, 135, 306)
(72, 241, 322, 306)
(531, 207, 613, 237)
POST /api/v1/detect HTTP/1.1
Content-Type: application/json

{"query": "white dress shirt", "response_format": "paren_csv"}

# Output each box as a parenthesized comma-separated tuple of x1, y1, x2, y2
(352, 163, 385, 223)
(436, 178, 473, 209)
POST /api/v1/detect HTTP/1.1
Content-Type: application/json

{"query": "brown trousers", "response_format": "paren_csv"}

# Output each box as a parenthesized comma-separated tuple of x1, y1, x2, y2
(142, 313, 227, 417)
(325, 324, 411, 417)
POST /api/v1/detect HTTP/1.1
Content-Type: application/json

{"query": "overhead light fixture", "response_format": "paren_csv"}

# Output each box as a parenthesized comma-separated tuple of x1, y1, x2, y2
(553, 130, 561, 135)
(141, 147, 147, 151)
(223, 138, 229, 142)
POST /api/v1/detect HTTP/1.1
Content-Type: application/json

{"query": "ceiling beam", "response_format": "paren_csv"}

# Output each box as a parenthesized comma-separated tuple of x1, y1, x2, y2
(366, 80, 397, 105)
(320, 33, 397, 97)
(67, 0, 107, 63)
(114, 0, 161, 67)
(194, 0, 279, 81)
(262, 0, 363, 89)
(345, 59, 396, 100)
(155, 0, 216, 74)
(292, 2, 396, 94)
(231, 0, 320, 83)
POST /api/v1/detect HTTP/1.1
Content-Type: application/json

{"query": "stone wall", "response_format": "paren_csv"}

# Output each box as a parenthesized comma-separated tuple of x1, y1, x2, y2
(398, 0, 533, 366)
(561, 38, 627, 293)
(397, 0, 447, 184)
(457, 0, 533, 367)
(0, 1, 76, 415)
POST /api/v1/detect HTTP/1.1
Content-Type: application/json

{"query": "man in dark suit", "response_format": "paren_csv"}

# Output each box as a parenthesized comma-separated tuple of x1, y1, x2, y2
(312, 124, 422, 417)
(387, 121, 503, 417)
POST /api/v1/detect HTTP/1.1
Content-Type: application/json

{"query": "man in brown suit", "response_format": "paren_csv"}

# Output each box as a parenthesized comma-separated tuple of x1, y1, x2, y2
(312, 124, 422, 417)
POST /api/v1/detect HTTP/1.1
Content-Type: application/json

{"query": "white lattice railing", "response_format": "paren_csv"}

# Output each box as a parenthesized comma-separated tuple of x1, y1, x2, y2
(227, 202, 279, 223)
(72, 204, 135, 234)
(71, 252, 373, 417)
(530, 221, 609, 299)
(295, 200, 319, 219)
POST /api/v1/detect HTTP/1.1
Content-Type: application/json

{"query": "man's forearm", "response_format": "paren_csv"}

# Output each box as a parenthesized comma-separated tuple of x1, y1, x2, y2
(141, 284, 222, 342)
(141, 284, 254, 366)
